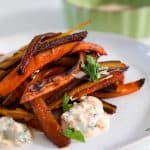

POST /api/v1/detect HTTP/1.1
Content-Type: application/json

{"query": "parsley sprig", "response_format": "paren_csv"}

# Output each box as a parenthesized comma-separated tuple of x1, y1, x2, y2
(63, 128, 85, 142)
(81, 55, 100, 82)
(62, 93, 72, 112)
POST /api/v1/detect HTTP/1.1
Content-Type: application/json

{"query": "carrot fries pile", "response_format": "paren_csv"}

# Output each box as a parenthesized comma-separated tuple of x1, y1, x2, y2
(0, 21, 145, 147)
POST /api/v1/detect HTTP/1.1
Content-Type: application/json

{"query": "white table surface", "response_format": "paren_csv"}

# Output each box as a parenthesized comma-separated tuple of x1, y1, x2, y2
(0, 1, 150, 150)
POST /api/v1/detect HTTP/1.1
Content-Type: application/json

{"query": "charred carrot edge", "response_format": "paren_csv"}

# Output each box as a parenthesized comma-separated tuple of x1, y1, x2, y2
(72, 41, 107, 55)
(100, 60, 129, 72)
(2, 86, 23, 106)
(42, 67, 66, 79)
(53, 56, 78, 67)
(20, 52, 85, 104)
(101, 100, 117, 114)
(27, 117, 42, 131)
(0, 41, 106, 96)
(0, 42, 78, 96)
(69, 71, 124, 98)
(18, 32, 61, 75)
(30, 98, 70, 147)
(38, 31, 88, 52)
(46, 78, 85, 104)
(0, 107, 33, 121)
(0, 70, 9, 81)
(18, 31, 87, 75)
(48, 71, 124, 110)
(91, 78, 145, 98)
(0, 48, 24, 70)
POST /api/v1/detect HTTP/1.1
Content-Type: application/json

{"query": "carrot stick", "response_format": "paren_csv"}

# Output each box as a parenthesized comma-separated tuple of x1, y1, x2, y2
(69, 71, 124, 98)
(30, 98, 70, 147)
(91, 78, 145, 98)
(20, 52, 85, 104)
(72, 41, 107, 55)
(48, 71, 124, 110)
(0, 107, 33, 121)
(0, 42, 78, 96)
(2, 86, 23, 106)
(0, 41, 106, 96)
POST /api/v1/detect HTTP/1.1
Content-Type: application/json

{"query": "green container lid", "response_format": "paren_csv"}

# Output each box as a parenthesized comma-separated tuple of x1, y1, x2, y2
(67, 0, 150, 9)
(63, 0, 150, 38)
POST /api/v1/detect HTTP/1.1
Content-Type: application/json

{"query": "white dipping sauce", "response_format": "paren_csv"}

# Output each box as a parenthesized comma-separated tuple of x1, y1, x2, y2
(61, 96, 110, 137)
(0, 117, 32, 147)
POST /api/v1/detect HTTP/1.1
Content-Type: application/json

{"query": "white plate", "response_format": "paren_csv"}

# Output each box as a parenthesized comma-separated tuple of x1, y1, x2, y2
(0, 32, 150, 150)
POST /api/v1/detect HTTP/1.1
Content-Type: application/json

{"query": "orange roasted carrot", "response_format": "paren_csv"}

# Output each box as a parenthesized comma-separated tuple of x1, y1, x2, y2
(30, 98, 70, 147)
(0, 41, 106, 96)
(2, 85, 24, 106)
(91, 78, 145, 98)
(20, 53, 85, 104)
(0, 107, 33, 121)
(72, 41, 107, 55)
(53, 56, 78, 67)
(69, 71, 124, 99)
(48, 71, 124, 110)
(42, 67, 66, 78)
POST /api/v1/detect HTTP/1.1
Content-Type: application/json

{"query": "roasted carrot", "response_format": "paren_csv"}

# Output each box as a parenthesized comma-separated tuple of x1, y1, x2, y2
(0, 42, 78, 96)
(101, 100, 117, 114)
(27, 117, 42, 131)
(69, 71, 124, 98)
(0, 41, 106, 96)
(30, 98, 70, 147)
(20, 52, 85, 104)
(38, 31, 87, 52)
(46, 78, 85, 104)
(91, 78, 145, 98)
(18, 31, 87, 74)
(48, 71, 124, 110)
(42, 67, 66, 79)
(100, 60, 129, 72)
(18, 32, 62, 75)
(72, 41, 107, 55)
(53, 56, 78, 67)
(0, 107, 33, 121)
(2, 86, 23, 106)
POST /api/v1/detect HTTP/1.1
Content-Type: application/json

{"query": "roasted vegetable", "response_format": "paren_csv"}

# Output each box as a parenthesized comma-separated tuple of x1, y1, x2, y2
(0, 70, 10, 81)
(100, 60, 129, 72)
(20, 52, 85, 103)
(2, 85, 24, 106)
(48, 71, 124, 110)
(30, 98, 70, 147)
(18, 32, 61, 75)
(0, 41, 106, 96)
(91, 78, 145, 98)
(0, 49, 24, 70)
(0, 107, 33, 121)
(38, 31, 88, 52)
(69, 71, 124, 99)
(101, 100, 117, 114)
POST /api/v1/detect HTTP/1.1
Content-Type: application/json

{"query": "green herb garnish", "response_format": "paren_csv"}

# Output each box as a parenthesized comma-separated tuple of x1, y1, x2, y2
(63, 128, 85, 142)
(81, 55, 100, 82)
(62, 93, 72, 112)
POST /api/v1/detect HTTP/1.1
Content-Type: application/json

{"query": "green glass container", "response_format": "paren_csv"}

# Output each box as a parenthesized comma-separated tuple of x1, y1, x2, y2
(63, 0, 150, 38)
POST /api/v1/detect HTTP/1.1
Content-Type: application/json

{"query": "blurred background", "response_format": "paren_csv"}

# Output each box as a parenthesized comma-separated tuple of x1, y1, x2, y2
(0, 0, 150, 45)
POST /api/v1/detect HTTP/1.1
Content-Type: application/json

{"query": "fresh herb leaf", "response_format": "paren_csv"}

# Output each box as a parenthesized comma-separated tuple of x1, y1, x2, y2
(63, 128, 85, 142)
(81, 55, 100, 82)
(62, 93, 72, 112)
